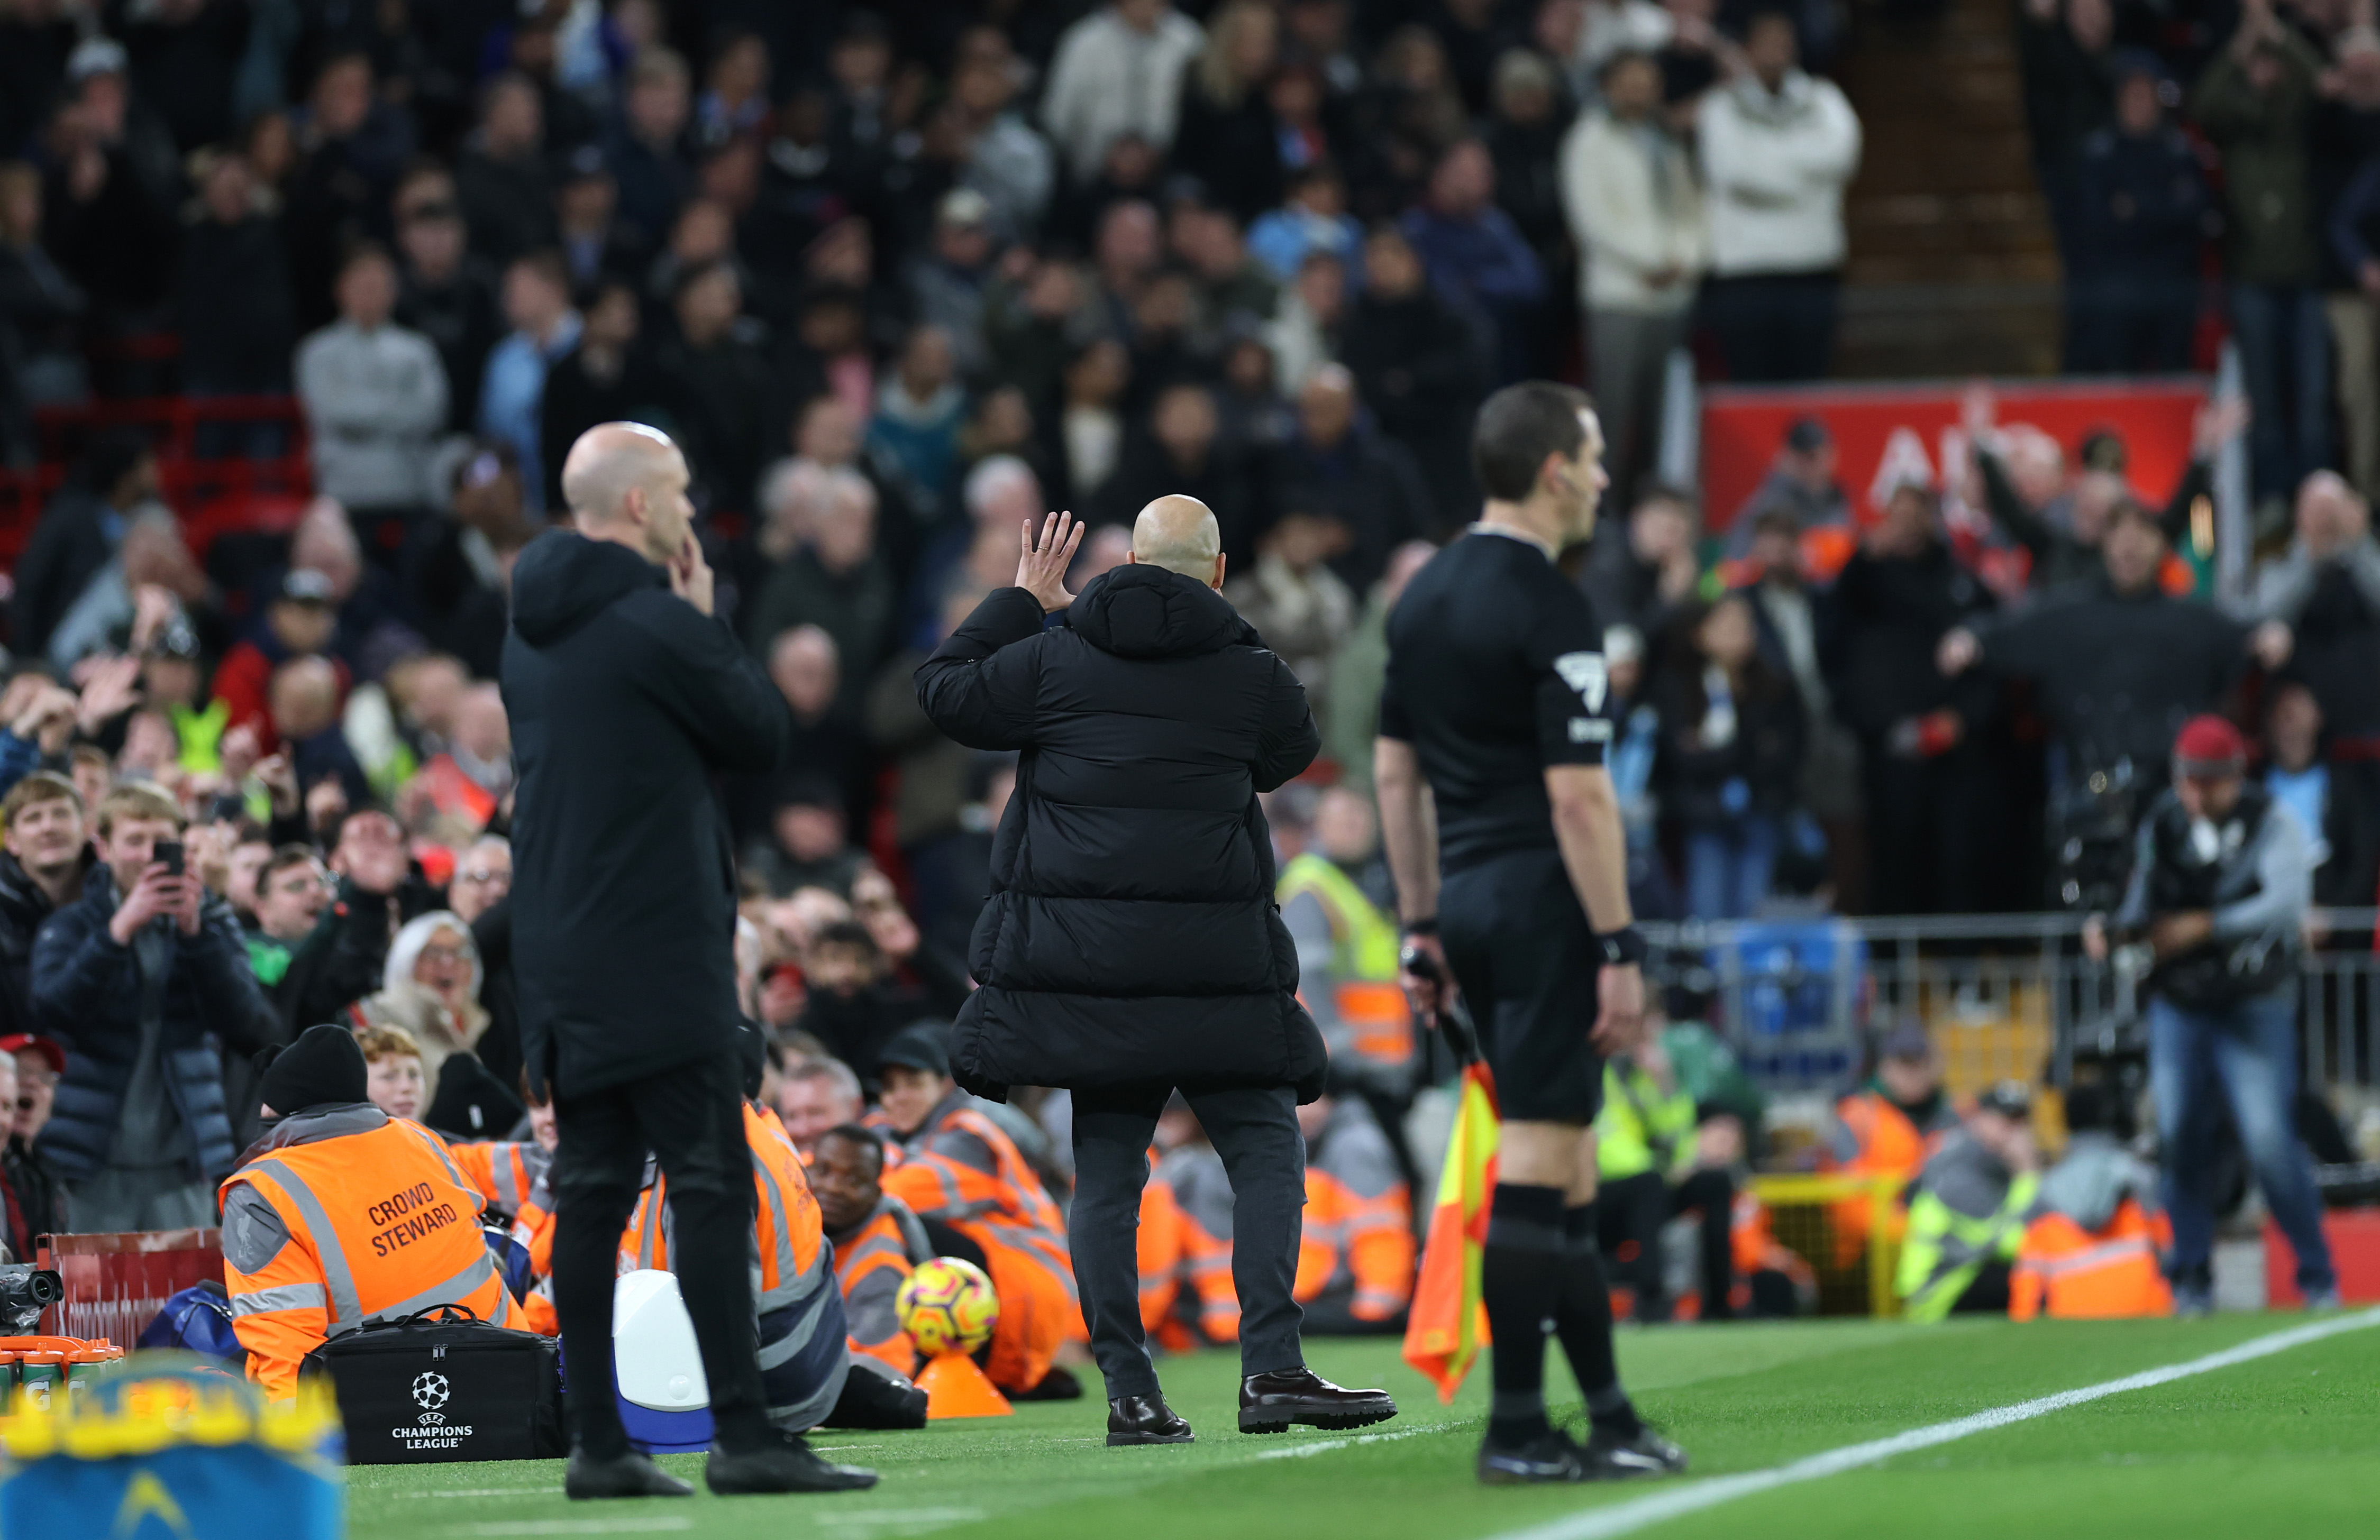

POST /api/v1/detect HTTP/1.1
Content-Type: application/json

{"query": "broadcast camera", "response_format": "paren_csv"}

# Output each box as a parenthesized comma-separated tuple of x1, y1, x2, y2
(0, 1263, 65, 1334)
(2050, 758, 2141, 912)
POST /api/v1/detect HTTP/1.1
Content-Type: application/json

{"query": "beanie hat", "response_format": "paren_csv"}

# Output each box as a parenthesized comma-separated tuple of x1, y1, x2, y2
(262, 1024, 369, 1115)
(2174, 714, 2246, 779)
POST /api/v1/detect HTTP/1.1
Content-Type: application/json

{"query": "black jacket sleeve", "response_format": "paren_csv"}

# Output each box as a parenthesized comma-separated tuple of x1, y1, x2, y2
(180, 895, 276, 1055)
(278, 879, 394, 1031)
(622, 594, 795, 775)
(1974, 450, 2054, 563)
(2160, 458, 2212, 547)
(914, 588, 1051, 751)
(1252, 652, 1321, 792)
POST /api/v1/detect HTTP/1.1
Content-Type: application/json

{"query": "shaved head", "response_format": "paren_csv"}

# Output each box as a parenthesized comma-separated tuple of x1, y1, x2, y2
(1129, 494, 1225, 586)
(561, 421, 692, 564)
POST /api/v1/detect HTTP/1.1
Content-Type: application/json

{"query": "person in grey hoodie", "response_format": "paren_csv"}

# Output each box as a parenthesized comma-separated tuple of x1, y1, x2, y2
(294, 243, 450, 512)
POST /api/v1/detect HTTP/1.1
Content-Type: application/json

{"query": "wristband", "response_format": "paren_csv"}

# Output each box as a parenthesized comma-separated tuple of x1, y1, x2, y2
(1595, 925, 1649, 968)
(1402, 917, 1439, 938)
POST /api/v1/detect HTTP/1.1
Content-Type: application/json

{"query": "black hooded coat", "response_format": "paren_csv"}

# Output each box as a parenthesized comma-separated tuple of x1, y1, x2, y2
(915, 564, 1327, 1103)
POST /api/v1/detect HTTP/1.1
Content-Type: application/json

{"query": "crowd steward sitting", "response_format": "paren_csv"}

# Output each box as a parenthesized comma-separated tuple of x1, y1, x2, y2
(1896, 1082, 2041, 1322)
(809, 1122, 935, 1378)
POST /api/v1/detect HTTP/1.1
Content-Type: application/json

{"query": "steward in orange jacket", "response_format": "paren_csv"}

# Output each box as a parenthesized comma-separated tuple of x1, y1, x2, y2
(1820, 1024, 1962, 1264)
(1294, 1096, 1412, 1332)
(877, 1047, 1083, 1397)
(810, 1124, 935, 1377)
(221, 1026, 522, 1398)
(1151, 1136, 1241, 1344)
(2011, 1104, 2173, 1321)
(621, 1099, 850, 1431)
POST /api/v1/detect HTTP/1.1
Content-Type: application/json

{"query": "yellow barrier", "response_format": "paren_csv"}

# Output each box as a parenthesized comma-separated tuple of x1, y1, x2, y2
(1748, 1173, 1905, 1319)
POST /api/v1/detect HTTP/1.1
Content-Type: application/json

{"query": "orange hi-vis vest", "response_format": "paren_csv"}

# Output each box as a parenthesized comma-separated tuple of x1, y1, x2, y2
(1151, 1141, 1241, 1342)
(622, 1103, 834, 1319)
(1135, 1167, 1196, 1351)
(221, 1106, 521, 1398)
(1295, 1102, 1414, 1323)
(449, 1141, 551, 1233)
(882, 1094, 1082, 1391)
(2010, 1199, 2174, 1322)
(1822, 1089, 1955, 1265)
(832, 1196, 932, 1377)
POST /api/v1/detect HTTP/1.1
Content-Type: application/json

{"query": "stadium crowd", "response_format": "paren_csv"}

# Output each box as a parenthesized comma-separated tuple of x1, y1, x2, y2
(0, 0, 2366, 1378)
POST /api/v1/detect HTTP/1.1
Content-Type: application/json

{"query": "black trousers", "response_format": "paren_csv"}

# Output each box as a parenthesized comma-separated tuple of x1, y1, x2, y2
(1070, 1083, 1306, 1399)
(551, 1051, 772, 1456)
(1598, 1168, 1736, 1323)
(1704, 271, 1840, 384)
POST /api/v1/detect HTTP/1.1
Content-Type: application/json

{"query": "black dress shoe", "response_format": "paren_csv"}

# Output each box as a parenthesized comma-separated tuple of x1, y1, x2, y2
(1107, 1392, 1195, 1446)
(1476, 1430, 1590, 1485)
(705, 1433, 880, 1495)
(564, 1449, 695, 1500)
(1238, 1368, 1398, 1434)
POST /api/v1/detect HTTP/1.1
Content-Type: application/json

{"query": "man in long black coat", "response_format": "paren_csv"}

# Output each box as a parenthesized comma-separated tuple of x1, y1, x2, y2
(502, 421, 873, 1501)
(916, 496, 1396, 1447)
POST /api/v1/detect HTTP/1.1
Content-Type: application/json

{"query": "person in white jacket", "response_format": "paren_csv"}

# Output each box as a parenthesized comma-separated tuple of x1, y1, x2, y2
(1040, 0, 1205, 183)
(1697, 13, 1862, 382)
(295, 243, 449, 512)
(1559, 50, 1708, 502)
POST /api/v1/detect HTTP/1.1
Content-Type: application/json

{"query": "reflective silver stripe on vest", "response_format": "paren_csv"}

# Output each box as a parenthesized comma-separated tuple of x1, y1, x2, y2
(245, 1159, 365, 1331)
(490, 1151, 523, 1213)
(232, 1282, 330, 1317)
(366, 1250, 500, 1330)
(752, 1153, 829, 1314)
(401, 1122, 479, 1211)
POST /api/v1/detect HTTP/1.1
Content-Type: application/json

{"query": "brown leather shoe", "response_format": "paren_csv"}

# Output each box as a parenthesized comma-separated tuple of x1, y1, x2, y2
(1238, 1368, 1397, 1434)
(1107, 1393, 1195, 1445)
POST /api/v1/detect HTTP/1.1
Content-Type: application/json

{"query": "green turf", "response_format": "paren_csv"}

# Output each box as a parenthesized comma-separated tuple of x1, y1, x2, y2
(344, 1311, 2380, 1540)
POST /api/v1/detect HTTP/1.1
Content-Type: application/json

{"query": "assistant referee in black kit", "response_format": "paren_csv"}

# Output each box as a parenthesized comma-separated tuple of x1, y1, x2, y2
(1376, 382, 1689, 1485)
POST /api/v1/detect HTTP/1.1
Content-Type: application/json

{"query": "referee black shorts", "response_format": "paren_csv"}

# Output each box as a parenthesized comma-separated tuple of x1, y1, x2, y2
(1439, 846, 1605, 1124)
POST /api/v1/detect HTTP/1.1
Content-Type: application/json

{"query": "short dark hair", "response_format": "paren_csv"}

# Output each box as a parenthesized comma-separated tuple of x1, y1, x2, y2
(819, 1122, 886, 1162)
(261, 843, 320, 885)
(810, 920, 879, 959)
(1472, 381, 1594, 502)
(2107, 496, 2164, 537)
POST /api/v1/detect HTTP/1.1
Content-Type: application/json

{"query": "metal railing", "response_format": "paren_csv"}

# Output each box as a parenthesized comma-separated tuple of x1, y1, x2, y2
(1644, 909, 2380, 1101)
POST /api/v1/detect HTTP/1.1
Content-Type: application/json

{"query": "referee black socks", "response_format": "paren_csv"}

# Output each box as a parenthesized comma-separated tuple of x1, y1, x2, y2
(1481, 1182, 1565, 1445)
(1557, 1200, 1643, 1438)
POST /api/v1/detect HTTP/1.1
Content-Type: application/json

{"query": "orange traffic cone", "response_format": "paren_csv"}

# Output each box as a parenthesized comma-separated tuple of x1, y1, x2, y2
(915, 1351, 1014, 1419)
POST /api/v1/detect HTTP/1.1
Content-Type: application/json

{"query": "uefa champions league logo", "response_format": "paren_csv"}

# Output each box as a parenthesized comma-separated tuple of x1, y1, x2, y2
(412, 1372, 450, 1411)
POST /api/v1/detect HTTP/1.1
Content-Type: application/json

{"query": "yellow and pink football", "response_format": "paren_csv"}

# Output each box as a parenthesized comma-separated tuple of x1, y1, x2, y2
(895, 1256, 1000, 1356)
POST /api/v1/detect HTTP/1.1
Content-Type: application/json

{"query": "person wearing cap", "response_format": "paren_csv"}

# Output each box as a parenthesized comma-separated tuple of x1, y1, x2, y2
(2067, 51, 2208, 374)
(1727, 417, 1850, 558)
(220, 1024, 526, 1398)
(909, 189, 1000, 379)
(2086, 713, 2339, 1313)
(1896, 1081, 2042, 1322)
(480, 251, 583, 515)
(873, 1028, 1084, 1399)
(208, 568, 347, 755)
(1821, 1020, 1961, 1268)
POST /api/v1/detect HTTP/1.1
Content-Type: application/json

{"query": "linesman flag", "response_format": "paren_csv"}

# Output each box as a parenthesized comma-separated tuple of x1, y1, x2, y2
(1400, 1059, 1498, 1402)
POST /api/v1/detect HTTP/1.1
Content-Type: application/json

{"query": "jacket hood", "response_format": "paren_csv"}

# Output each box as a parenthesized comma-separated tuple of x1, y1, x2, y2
(1068, 564, 1255, 660)
(509, 529, 665, 647)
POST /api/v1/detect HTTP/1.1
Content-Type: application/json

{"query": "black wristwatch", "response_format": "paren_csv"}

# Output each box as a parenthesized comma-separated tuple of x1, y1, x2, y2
(1402, 917, 1439, 938)
(1595, 925, 1649, 968)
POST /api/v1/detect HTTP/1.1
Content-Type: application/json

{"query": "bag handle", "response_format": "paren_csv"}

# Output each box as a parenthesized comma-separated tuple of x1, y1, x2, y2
(391, 1302, 482, 1327)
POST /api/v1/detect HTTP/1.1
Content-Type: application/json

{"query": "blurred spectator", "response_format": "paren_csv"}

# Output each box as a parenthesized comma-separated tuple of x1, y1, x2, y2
(745, 469, 896, 708)
(297, 243, 451, 514)
(656, 260, 773, 514)
(0, 158, 87, 457)
(351, 911, 488, 1102)
(39, 41, 180, 348)
(1898, 1082, 2038, 1318)
(457, 73, 559, 269)
(776, 1056, 866, 1156)
(2242, 472, 2380, 902)
(213, 570, 342, 753)
(178, 149, 295, 437)
(1248, 162, 1364, 284)
(554, 146, 647, 296)
(359, 1024, 426, 1122)
(746, 776, 864, 900)
(0, 772, 91, 1036)
(1269, 364, 1434, 591)
(950, 38, 1055, 241)
(1052, 338, 1133, 511)
(11, 433, 159, 661)
(608, 47, 694, 246)
(1323, 540, 1439, 791)
(31, 783, 271, 1230)
(1174, 202, 1280, 343)
(1173, 0, 1287, 222)
(2192, 5, 2331, 511)
(283, 53, 417, 331)
(45, 514, 206, 673)
(1048, 132, 1165, 255)
(1727, 416, 1850, 555)
(1561, 49, 1707, 506)
(1341, 224, 1486, 530)
(2067, 52, 2207, 373)
(1355, 25, 1469, 219)
(2018, 0, 2115, 346)
(3, 1033, 65, 1250)
(1738, 509, 1862, 849)
(1042, 0, 1206, 182)
(478, 253, 583, 511)
(791, 922, 914, 1084)
(1264, 249, 1349, 396)
(1588, 482, 1701, 638)
(868, 325, 968, 530)
(1654, 594, 1805, 919)
(2262, 684, 2336, 891)
(394, 168, 505, 435)
(1698, 11, 1862, 382)
(908, 190, 1000, 379)
(277, 807, 431, 1033)
(1095, 384, 1259, 562)
(540, 279, 660, 511)
(243, 845, 329, 1000)
(1226, 511, 1358, 718)
(1482, 50, 1572, 288)
(1829, 485, 1996, 915)
(1400, 138, 1546, 385)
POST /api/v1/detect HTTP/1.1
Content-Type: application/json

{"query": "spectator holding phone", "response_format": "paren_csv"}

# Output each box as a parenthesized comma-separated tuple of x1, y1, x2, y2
(30, 784, 273, 1231)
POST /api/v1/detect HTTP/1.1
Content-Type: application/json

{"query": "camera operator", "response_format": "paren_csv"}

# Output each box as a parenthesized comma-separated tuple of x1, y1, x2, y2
(2084, 716, 2339, 1314)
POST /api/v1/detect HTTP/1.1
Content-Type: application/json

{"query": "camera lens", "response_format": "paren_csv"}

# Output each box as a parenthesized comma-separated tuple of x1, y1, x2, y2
(26, 1270, 61, 1305)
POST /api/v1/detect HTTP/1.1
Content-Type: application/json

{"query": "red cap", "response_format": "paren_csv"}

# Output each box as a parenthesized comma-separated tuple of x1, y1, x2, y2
(0, 1034, 65, 1075)
(2173, 714, 2247, 777)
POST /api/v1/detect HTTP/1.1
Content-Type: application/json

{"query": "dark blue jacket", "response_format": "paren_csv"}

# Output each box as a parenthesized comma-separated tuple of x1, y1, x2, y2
(29, 867, 273, 1182)
(2073, 125, 2209, 282)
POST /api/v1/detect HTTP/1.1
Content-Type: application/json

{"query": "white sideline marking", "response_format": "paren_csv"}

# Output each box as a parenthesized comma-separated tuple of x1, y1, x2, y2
(408, 1488, 557, 1499)
(1490, 1306, 2380, 1540)
(460, 1521, 695, 1537)
(1253, 1424, 1445, 1461)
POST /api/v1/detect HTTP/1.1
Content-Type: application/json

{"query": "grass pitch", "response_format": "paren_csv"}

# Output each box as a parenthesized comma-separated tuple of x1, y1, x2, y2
(346, 1312, 2380, 1540)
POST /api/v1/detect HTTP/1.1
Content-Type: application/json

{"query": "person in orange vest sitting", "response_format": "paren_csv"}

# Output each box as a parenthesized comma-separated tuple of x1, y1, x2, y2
(445, 1068, 561, 1333)
(221, 1024, 525, 1398)
(1822, 1020, 1962, 1263)
(874, 1028, 1087, 1399)
(2012, 1081, 2173, 1321)
(808, 1122, 934, 1377)
(1146, 1098, 1246, 1346)
(1294, 1086, 1414, 1333)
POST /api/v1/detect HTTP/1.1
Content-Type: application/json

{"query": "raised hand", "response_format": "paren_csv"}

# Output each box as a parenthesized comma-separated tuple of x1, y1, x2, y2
(1015, 510, 1086, 612)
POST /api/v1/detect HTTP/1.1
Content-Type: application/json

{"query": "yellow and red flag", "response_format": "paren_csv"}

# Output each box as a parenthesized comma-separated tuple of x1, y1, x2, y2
(1401, 1062, 1500, 1402)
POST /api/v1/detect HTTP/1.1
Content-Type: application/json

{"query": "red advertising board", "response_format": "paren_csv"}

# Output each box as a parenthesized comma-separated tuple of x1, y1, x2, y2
(1699, 377, 2211, 536)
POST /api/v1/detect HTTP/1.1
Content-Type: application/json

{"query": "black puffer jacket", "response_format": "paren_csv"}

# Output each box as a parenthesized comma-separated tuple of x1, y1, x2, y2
(916, 566, 1327, 1103)
(502, 531, 792, 1098)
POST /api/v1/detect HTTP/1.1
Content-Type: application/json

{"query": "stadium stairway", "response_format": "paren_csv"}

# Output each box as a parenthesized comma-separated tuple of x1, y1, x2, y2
(1833, 0, 2065, 377)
